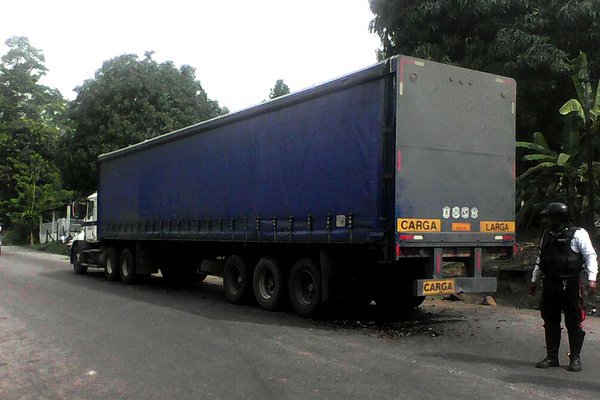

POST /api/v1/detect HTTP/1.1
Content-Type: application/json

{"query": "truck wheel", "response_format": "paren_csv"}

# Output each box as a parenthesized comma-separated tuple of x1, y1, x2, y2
(104, 247, 120, 281)
(73, 245, 88, 275)
(253, 257, 284, 311)
(120, 248, 137, 284)
(223, 255, 252, 304)
(289, 259, 322, 317)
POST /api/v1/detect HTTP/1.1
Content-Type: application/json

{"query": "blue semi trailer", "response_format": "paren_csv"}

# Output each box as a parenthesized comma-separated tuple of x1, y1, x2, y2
(71, 55, 516, 316)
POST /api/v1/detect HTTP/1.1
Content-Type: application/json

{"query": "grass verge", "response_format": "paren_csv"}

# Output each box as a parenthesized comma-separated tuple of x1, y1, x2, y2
(28, 242, 70, 256)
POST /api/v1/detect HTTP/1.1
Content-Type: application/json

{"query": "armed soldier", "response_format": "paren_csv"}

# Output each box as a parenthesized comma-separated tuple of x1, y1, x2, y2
(529, 202, 597, 372)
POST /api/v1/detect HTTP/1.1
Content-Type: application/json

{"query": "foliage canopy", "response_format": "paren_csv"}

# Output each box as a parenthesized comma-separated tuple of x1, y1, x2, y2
(0, 36, 70, 238)
(60, 52, 228, 194)
(269, 79, 290, 99)
(369, 0, 600, 145)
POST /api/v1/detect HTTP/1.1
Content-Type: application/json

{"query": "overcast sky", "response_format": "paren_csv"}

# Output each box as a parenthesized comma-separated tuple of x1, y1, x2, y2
(0, 0, 381, 111)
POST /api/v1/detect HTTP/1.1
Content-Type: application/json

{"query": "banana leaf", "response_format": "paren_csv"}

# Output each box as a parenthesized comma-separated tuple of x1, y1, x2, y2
(516, 141, 555, 155)
(523, 154, 555, 162)
(556, 153, 571, 167)
(518, 161, 557, 180)
(559, 99, 585, 122)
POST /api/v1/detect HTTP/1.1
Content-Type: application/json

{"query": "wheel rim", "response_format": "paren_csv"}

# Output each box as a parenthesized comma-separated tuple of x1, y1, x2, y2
(296, 270, 315, 306)
(122, 259, 129, 277)
(106, 259, 113, 274)
(228, 265, 242, 294)
(257, 269, 275, 300)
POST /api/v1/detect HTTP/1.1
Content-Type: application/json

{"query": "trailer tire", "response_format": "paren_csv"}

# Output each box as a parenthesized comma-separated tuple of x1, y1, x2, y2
(104, 247, 120, 281)
(289, 259, 322, 317)
(72, 245, 88, 275)
(253, 257, 284, 311)
(223, 255, 252, 304)
(120, 248, 136, 285)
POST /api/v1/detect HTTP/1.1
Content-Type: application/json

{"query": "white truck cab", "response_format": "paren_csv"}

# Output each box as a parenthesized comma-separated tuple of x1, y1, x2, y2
(83, 192, 98, 243)
(71, 192, 100, 275)
(71, 192, 98, 245)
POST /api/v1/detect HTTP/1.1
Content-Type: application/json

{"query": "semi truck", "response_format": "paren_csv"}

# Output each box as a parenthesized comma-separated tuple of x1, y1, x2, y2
(70, 55, 516, 316)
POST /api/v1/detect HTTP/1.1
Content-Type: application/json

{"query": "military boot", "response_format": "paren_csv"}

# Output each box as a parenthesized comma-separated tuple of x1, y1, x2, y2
(536, 328, 561, 368)
(567, 330, 585, 372)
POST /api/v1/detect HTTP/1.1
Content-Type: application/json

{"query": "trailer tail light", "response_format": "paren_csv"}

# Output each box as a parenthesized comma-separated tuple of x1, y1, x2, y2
(398, 234, 424, 241)
(494, 234, 514, 241)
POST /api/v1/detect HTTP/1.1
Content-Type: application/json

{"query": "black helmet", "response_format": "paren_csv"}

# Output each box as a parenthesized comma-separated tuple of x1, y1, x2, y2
(540, 202, 568, 216)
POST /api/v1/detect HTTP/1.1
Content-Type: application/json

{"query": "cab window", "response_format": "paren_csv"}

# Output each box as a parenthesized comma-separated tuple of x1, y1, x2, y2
(86, 200, 95, 219)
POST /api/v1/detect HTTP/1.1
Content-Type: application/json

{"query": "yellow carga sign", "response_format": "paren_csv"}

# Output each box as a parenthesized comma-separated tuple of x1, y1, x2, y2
(480, 221, 515, 233)
(422, 279, 456, 295)
(397, 218, 441, 232)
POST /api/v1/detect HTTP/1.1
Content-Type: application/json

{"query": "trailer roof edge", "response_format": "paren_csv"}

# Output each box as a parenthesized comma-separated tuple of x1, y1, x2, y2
(98, 59, 391, 162)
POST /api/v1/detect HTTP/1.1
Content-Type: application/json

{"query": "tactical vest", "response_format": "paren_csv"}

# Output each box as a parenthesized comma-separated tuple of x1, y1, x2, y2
(539, 227, 584, 278)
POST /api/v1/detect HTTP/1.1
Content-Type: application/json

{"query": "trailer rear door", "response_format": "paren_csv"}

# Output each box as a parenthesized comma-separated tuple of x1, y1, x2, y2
(394, 56, 515, 251)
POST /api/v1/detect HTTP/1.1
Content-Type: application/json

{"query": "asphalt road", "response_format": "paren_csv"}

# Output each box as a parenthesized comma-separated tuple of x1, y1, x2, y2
(1, 246, 599, 400)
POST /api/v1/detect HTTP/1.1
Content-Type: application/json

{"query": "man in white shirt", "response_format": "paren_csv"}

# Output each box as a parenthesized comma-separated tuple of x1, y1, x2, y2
(529, 202, 597, 372)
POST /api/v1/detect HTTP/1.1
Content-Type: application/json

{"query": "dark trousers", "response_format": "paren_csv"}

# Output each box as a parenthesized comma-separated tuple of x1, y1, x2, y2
(541, 277, 585, 334)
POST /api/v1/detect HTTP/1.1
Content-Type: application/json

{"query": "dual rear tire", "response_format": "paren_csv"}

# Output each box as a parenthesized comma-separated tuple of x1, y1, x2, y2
(119, 248, 137, 285)
(223, 255, 252, 304)
(253, 257, 285, 311)
(222, 255, 322, 316)
(104, 247, 120, 281)
(288, 259, 322, 317)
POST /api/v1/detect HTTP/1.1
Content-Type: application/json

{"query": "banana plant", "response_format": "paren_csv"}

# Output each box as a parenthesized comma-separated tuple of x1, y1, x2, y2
(516, 130, 580, 227)
(559, 52, 600, 234)
(516, 131, 575, 180)
(517, 52, 600, 232)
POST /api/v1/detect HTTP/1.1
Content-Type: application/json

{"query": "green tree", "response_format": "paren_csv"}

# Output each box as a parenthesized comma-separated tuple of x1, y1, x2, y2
(369, 0, 600, 146)
(7, 154, 72, 244)
(0, 36, 68, 230)
(516, 129, 582, 229)
(61, 52, 228, 195)
(516, 53, 600, 232)
(559, 53, 600, 234)
(269, 79, 290, 99)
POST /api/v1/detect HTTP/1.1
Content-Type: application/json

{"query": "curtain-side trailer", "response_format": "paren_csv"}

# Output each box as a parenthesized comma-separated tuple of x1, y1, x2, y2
(70, 55, 516, 316)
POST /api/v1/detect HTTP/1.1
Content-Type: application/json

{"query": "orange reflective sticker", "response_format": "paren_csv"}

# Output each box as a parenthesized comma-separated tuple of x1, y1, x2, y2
(480, 221, 515, 233)
(451, 223, 472, 232)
